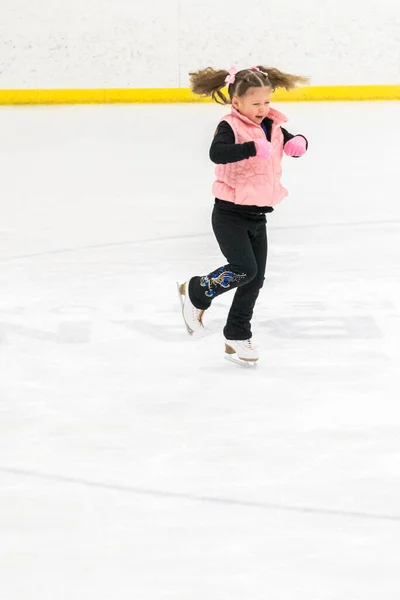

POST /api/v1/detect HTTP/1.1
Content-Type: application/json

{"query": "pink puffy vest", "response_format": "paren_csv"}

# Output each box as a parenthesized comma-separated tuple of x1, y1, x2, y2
(212, 107, 289, 207)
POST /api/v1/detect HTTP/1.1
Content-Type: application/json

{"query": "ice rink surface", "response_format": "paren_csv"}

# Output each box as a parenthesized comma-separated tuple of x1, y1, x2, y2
(0, 101, 399, 599)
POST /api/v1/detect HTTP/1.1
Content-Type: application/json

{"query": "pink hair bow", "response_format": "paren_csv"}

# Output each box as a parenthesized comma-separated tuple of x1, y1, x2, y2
(225, 65, 238, 85)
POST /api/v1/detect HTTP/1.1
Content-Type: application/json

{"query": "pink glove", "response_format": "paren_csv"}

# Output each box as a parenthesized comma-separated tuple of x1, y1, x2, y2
(284, 135, 307, 157)
(254, 138, 271, 159)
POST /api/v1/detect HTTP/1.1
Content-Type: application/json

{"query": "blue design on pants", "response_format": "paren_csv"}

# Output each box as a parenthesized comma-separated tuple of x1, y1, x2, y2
(200, 268, 247, 298)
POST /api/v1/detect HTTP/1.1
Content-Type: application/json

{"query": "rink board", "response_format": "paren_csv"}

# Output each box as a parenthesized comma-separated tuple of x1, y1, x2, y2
(0, 85, 399, 105)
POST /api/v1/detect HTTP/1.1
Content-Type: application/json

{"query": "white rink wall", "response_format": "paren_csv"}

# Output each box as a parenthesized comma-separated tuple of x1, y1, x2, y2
(0, 0, 399, 89)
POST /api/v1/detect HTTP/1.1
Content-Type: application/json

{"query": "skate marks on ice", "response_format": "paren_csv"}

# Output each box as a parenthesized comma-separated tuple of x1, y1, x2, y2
(114, 316, 185, 341)
(114, 281, 226, 342)
(2, 466, 400, 523)
(0, 306, 95, 345)
(255, 296, 399, 349)
(259, 315, 383, 340)
(1, 218, 399, 265)
(0, 302, 226, 347)
(113, 313, 226, 342)
(0, 303, 388, 346)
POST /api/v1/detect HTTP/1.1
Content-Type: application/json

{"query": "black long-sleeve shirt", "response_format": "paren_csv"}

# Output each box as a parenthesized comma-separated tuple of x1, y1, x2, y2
(209, 117, 307, 213)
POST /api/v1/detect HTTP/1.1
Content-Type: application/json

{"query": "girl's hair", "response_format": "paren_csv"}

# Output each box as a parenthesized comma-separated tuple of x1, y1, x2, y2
(189, 65, 309, 104)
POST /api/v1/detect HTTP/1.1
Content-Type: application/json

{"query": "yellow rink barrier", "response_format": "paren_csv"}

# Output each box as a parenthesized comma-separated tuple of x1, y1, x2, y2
(0, 85, 399, 105)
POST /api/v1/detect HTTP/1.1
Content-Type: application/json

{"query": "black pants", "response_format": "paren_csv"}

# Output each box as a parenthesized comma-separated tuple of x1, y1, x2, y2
(189, 201, 268, 340)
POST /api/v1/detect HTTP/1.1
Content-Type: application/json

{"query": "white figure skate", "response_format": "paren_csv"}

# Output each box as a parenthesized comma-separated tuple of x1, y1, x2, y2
(224, 338, 259, 368)
(177, 280, 204, 335)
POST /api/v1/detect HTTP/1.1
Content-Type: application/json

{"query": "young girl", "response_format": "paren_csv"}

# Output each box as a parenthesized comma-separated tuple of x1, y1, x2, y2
(179, 65, 309, 364)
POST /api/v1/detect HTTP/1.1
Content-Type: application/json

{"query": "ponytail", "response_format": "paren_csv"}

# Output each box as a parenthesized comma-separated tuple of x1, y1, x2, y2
(189, 67, 231, 104)
(256, 66, 309, 91)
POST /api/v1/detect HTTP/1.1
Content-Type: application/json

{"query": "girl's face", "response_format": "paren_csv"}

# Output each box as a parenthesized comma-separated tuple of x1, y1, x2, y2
(231, 86, 272, 125)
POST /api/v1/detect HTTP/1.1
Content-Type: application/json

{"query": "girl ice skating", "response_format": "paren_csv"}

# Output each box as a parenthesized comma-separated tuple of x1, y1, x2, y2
(179, 65, 309, 365)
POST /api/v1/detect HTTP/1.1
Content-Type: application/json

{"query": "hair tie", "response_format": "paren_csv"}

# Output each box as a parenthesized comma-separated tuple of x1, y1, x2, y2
(251, 66, 268, 77)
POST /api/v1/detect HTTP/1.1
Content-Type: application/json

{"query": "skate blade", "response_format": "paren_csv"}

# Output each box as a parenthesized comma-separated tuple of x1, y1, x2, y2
(224, 355, 258, 368)
(176, 281, 194, 336)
